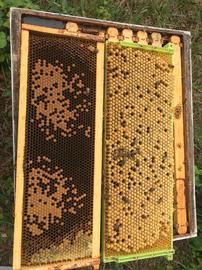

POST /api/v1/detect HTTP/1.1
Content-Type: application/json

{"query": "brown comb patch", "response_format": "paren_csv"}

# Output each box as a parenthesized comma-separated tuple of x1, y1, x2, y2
(21, 31, 97, 265)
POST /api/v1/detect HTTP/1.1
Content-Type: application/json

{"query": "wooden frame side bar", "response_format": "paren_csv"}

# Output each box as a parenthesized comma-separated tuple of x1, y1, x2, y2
(171, 36, 187, 235)
(92, 42, 105, 261)
(13, 29, 29, 270)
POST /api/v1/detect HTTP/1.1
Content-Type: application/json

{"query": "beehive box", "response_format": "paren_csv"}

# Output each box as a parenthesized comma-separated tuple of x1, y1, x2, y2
(11, 7, 196, 269)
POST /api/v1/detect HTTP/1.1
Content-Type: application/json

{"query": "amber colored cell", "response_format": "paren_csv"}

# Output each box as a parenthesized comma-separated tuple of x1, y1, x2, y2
(104, 43, 174, 257)
(31, 59, 93, 142)
(25, 157, 86, 236)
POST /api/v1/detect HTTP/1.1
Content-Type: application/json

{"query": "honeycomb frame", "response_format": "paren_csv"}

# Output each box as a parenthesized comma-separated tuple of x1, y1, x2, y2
(102, 40, 175, 263)
(13, 25, 104, 270)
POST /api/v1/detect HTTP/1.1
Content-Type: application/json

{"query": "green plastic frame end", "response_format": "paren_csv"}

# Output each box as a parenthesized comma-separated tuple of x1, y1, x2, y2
(107, 40, 174, 55)
(103, 249, 174, 263)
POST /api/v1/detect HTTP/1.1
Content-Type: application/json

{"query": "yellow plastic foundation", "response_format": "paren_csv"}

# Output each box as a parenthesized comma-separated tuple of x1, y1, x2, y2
(103, 41, 174, 262)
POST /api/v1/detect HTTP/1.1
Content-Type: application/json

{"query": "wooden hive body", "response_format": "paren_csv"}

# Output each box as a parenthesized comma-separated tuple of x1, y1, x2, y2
(10, 8, 196, 270)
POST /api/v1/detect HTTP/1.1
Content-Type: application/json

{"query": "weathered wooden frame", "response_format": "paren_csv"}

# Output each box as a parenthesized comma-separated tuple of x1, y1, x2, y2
(10, 7, 196, 268)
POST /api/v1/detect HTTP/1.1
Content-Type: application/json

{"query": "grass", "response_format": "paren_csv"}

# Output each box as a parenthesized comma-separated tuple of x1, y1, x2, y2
(0, 0, 202, 268)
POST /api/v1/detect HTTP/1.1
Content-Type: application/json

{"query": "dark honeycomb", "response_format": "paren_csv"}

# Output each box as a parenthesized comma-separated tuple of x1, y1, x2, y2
(104, 42, 174, 257)
(21, 31, 97, 265)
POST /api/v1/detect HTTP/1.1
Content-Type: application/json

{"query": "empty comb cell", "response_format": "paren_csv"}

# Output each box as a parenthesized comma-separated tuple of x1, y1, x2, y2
(103, 41, 175, 262)
(13, 26, 104, 270)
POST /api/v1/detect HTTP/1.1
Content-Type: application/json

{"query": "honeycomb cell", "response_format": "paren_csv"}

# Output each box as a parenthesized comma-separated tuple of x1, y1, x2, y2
(21, 31, 97, 265)
(104, 42, 174, 258)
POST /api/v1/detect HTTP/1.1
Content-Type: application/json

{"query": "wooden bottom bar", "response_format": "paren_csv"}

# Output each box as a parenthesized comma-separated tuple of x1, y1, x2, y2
(19, 258, 100, 270)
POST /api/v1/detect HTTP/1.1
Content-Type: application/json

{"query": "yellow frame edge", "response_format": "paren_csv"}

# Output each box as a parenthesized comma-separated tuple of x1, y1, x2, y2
(171, 36, 187, 235)
(92, 42, 105, 259)
(13, 29, 29, 270)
